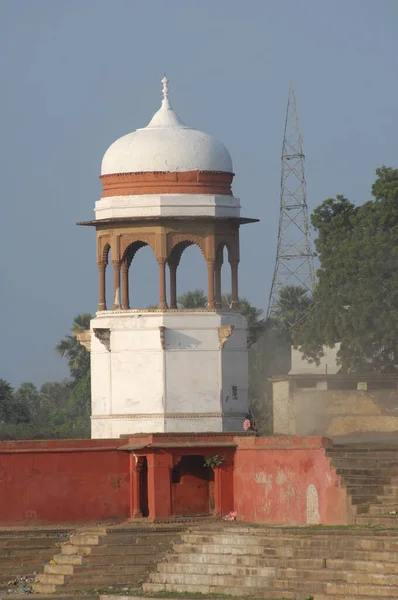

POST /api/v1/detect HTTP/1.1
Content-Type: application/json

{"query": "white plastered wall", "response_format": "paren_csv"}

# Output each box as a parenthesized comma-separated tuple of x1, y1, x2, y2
(90, 311, 248, 438)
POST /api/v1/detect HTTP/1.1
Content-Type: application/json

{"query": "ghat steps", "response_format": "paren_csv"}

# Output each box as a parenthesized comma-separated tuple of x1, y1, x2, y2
(32, 526, 183, 594)
(144, 525, 398, 599)
(0, 529, 73, 595)
(326, 447, 398, 525)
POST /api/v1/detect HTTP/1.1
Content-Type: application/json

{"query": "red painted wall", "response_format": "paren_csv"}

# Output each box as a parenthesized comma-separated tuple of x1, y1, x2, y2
(0, 439, 130, 525)
(233, 436, 348, 525)
(0, 435, 349, 526)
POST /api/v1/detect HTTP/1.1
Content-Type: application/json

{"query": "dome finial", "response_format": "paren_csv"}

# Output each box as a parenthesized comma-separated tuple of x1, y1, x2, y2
(161, 75, 168, 100)
(161, 75, 171, 109)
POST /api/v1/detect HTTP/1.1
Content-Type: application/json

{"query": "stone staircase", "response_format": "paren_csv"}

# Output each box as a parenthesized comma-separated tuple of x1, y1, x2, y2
(0, 529, 72, 595)
(143, 525, 398, 599)
(326, 446, 398, 526)
(32, 525, 183, 594)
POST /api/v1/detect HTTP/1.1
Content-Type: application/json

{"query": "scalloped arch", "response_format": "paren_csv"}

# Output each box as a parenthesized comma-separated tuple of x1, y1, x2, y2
(120, 234, 157, 262)
(168, 234, 206, 260)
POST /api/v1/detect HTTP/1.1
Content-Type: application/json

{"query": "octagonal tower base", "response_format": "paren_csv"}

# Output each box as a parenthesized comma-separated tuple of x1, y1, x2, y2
(89, 310, 248, 438)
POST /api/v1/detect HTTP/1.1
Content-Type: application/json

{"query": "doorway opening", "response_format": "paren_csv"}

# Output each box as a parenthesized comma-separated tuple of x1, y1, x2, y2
(171, 455, 214, 516)
(139, 457, 149, 517)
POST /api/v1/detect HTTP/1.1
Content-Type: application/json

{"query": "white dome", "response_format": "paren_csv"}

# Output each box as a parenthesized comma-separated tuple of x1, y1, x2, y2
(101, 78, 233, 176)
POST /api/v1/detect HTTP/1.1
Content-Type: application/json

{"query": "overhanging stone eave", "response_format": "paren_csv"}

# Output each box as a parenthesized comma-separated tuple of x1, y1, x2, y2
(76, 215, 259, 227)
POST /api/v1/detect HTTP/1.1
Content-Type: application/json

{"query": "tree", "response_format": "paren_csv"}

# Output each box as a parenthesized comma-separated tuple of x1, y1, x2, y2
(221, 294, 266, 346)
(298, 166, 398, 372)
(0, 379, 30, 425)
(177, 289, 207, 308)
(271, 285, 313, 338)
(13, 382, 41, 419)
(56, 313, 92, 380)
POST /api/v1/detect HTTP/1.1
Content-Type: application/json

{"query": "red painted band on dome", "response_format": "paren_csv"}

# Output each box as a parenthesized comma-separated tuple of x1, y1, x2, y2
(100, 170, 234, 197)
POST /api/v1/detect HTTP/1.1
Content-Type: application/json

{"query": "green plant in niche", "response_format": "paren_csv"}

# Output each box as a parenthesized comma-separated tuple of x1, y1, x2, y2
(204, 454, 226, 468)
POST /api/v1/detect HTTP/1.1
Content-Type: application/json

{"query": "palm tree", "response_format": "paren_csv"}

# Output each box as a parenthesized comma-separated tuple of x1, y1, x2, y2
(272, 285, 313, 333)
(56, 313, 92, 380)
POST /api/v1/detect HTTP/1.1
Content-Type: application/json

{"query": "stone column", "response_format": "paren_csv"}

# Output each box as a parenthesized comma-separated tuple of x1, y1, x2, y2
(207, 260, 216, 310)
(230, 262, 240, 310)
(215, 259, 222, 308)
(129, 454, 143, 518)
(112, 261, 121, 310)
(158, 259, 168, 310)
(169, 264, 177, 309)
(97, 264, 106, 311)
(121, 263, 130, 310)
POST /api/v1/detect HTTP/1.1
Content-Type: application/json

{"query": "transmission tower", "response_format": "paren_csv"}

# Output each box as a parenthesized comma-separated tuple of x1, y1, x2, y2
(267, 81, 315, 318)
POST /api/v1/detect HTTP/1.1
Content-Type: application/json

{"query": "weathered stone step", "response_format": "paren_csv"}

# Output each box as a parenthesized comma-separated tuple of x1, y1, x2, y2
(346, 485, 385, 494)
(61, 544, 92, 555)
(65, 566, 147, 581)
(166, 553, 327, 569)
(52, 554, 83, 565)
(148, 571, 275, 588)
(143, 582, 298, 599)
(35, 572, 65, 586)
(369, 504, 398, 515)
(173, 542, 276, 556)
(272, 577, 327, 594)
(336, 467, 398, 477)
(78, 553, 158, 566)
(60, 573, 143, 589)
(326, 581, 398, 597)
(383, 485, 398, 495)
(103, 533, 179, 544)
(173, 543, 398, 562)
(356, 516, 398, 526)
(327, 557, 398, 573)
(90, 543, 173, 556)
(157, 563, 277, 577)
(179, 535, 398, 551)
(68, 534, 101, 546)
(0, 547, 57, 559)
(375, 494, 398, 504)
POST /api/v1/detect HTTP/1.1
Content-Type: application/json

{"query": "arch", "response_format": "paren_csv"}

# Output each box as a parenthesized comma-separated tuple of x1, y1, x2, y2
(122, 240, 150, 267)
(167, 241, 207, 309)
(168, 234, 206, 260)
(306, 484, 320, 524)
(125, 242, 158, 309)
(215, 239, 234, 264)
(120, 233, 156, 261)
(102, 242, 111, 265)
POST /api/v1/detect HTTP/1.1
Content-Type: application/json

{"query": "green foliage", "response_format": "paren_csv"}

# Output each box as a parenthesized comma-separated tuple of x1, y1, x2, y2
(298, 167, 398, 372)
(56, 313, 92, 380)
(177, 289, 208, 308)
(177, 289, 266, 346)
(249, 285, 312, 435)
(204, 454, 226, 468)
(0, 313, 92, 440)
(0, 379, 30, 425)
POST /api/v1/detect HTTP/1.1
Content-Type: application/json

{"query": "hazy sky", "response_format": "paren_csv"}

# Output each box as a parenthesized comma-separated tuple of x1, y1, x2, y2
(0, 0, 396, 387)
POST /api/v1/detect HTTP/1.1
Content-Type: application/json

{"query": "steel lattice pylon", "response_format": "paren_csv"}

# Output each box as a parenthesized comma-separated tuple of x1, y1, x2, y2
(267, 81, 315, 318)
